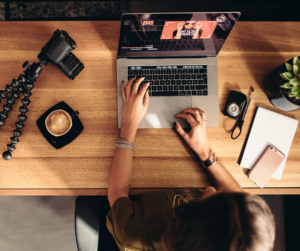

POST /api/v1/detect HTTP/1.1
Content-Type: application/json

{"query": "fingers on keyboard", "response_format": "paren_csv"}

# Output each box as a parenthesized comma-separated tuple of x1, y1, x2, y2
(127, 66, 208, 96)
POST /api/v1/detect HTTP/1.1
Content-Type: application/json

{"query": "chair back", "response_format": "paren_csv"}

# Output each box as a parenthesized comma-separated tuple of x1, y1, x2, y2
(75, 196, 119, 251)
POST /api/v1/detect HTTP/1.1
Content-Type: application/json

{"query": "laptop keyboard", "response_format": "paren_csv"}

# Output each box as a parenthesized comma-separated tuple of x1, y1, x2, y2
(127, 65, 208, 96)
(123, 38, 205, 51)
(122, 30, 205, 51)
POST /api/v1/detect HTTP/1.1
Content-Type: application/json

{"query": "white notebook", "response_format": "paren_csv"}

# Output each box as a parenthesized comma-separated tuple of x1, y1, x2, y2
(240, 107, 298, 180)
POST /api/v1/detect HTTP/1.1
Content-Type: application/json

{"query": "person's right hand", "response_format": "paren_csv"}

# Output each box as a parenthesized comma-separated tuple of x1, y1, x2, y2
(175, 108, 211, 161)
(195, 22, 203, 30)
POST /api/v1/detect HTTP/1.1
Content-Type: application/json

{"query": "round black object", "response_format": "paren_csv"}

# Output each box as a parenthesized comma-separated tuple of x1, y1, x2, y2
(22, 61, 30, 70)
(3, 151, 12, 160)
(58, 52, 84, 80)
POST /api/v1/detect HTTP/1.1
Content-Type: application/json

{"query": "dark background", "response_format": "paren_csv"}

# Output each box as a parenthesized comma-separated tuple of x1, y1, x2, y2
(0, 0, 300, 21)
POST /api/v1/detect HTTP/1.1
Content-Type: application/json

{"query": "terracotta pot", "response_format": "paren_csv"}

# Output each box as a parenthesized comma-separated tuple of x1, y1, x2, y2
(265, 58, 300, 111)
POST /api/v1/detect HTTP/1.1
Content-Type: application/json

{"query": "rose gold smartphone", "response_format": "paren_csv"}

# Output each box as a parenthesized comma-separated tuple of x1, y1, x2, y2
(248, 145, 285, 188)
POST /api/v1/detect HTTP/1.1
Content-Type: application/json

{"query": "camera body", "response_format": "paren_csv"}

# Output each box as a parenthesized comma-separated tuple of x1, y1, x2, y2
(224, 91, 247, 120)
(38, 29, 84, 80)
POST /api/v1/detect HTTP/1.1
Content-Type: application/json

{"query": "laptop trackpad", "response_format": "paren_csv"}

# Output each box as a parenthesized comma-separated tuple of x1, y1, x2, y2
(139, 97, 192, 128)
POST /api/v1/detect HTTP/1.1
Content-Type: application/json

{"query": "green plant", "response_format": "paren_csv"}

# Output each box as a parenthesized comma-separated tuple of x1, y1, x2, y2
(280, 55, 300, 99)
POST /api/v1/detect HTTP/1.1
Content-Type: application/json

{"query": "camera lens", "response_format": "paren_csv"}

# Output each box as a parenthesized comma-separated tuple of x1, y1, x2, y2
(58, 52, 84, 80)
(227, 102, 240, 117)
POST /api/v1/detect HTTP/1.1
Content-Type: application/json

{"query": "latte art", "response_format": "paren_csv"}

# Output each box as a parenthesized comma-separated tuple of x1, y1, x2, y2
(46, 110, 72, 136)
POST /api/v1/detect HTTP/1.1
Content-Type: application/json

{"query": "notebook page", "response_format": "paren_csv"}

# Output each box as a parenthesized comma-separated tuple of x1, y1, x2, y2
(240, 107, 298, 180)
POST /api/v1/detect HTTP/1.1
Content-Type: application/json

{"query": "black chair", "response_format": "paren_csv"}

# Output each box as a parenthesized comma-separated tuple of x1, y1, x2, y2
(75, 196, 119, 251)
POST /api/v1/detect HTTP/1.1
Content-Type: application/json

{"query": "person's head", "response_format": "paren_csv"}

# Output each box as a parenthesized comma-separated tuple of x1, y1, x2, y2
(163, 189, 275, 251)
(184, 21, 197, 29)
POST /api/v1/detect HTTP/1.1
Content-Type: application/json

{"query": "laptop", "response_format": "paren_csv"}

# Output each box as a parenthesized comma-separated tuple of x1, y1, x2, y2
(117, 12, 240, 128)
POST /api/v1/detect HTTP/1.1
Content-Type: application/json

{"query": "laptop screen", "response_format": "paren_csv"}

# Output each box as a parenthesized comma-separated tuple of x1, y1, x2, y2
(117, 12, 240, 58)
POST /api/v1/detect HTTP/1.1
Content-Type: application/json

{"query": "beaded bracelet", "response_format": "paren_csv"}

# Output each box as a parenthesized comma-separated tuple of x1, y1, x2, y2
(116, 137, 136, 150)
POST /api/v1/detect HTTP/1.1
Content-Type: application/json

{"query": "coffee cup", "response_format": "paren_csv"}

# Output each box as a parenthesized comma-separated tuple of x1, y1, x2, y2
(45, 109, 79, 137)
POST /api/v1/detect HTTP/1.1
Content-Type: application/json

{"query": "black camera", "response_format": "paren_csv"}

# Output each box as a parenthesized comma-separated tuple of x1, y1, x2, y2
(38, 29, 84, 80)
(224, 91, 247, 120)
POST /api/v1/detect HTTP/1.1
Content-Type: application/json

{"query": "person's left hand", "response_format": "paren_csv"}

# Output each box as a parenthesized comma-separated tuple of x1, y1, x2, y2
(120, 77, 150, 138)
(195, 22, 203, 30)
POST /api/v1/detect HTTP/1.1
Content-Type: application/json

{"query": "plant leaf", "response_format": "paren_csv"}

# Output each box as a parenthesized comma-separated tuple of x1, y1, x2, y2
(281, 72, 293, 80)
(295, 92, 300, 99)
(289, 78, 300, 86)
(280, 73, 289, 80)
(288, 91, 296, 97)
(294, 65, 300, 75)
(286, 62, 293, 73)
(293, 55, 300, 68)
(281, 83, 294, 89)
(291, 85, 300, 94)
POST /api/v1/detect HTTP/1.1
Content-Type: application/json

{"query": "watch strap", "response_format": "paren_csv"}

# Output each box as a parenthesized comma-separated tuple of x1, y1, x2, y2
(202, 152, 218, 169)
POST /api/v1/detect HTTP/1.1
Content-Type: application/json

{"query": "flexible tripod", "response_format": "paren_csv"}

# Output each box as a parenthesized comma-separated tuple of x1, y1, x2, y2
(0, 60, 45, 160)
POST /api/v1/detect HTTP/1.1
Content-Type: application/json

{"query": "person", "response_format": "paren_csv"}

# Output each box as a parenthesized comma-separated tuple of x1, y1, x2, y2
(173, 21, 203, 39)
(107, 77, 275, 251)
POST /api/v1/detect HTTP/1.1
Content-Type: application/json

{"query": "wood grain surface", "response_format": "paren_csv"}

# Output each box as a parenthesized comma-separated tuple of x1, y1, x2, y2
(0, 21, 300, 195)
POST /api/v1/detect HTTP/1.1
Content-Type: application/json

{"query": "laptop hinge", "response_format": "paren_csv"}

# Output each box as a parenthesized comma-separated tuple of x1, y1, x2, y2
(120, 56, 208, 60)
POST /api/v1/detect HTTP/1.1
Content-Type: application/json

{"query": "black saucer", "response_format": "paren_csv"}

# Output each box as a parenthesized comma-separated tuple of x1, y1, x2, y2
(36, 101, 84, 149)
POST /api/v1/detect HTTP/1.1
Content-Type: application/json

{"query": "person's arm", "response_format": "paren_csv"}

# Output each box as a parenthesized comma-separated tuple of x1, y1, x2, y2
(175, 108, 243, 193)
(108, 77, 150, 207)
(173, 22, 183, 39)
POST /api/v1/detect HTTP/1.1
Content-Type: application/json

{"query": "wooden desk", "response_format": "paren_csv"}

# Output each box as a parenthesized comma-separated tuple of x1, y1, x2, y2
(0, 22, 299, 195)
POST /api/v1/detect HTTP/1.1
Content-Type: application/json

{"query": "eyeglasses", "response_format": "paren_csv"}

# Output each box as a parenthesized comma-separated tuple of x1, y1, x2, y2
(185, 22, 196, 25)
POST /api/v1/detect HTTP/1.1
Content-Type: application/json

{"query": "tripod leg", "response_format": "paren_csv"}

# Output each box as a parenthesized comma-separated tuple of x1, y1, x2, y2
(2, 76, 34, 160)
(0, 80, 18, 126)
(2, 61, 42, 160)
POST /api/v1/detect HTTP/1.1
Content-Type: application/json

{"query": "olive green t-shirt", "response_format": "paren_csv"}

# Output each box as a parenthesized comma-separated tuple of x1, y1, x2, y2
(106, 189, 202, 251)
